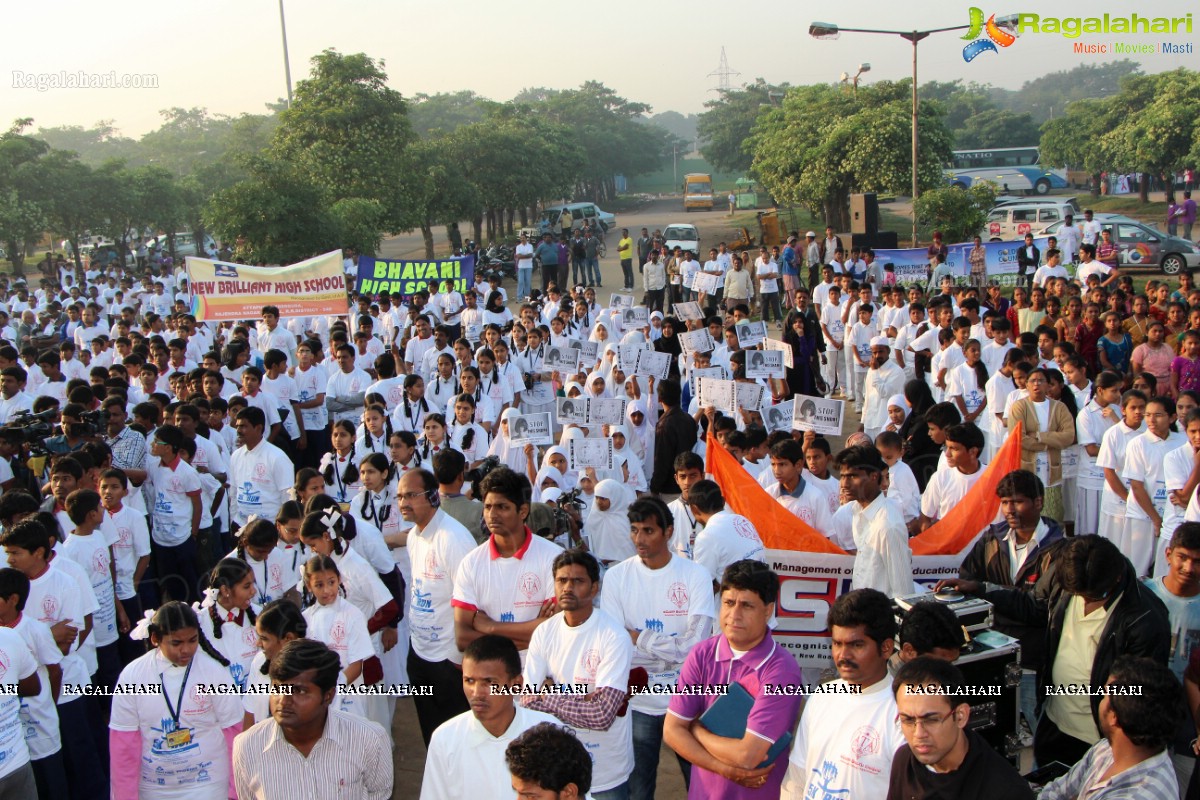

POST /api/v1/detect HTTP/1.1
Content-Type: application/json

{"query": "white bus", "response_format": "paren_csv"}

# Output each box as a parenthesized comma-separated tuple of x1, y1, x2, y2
(945, 146, 1068, 195)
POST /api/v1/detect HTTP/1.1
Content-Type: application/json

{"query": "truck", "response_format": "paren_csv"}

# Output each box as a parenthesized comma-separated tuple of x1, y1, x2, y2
(683, 173, 714, 212)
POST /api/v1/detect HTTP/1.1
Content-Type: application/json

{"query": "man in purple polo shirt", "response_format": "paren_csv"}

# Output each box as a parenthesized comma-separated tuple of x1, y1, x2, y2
(664, 560, 802, 797)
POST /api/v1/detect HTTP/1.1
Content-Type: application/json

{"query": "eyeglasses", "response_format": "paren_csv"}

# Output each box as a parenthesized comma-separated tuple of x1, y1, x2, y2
(397, 491, 428, 502)
(898, 711, 954, 732)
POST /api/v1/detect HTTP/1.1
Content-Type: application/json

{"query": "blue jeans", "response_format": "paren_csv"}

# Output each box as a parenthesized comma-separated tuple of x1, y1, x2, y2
(517, 267, 532, 299)
(593, 782, 631, 800)
(1020, 669, 1037, 734)
(572, 257, 586, 286)
(631, 710, 691, 800)
(585, 257, 601, 285)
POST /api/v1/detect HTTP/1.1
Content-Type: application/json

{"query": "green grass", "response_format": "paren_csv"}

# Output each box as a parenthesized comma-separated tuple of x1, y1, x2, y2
(1085, 195, 1170, 222)
(627, 155, 745, 195)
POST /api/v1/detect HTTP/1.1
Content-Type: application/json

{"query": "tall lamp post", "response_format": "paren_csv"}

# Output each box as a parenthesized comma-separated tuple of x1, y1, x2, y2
(810, 21, 975, 245)
(278, 0, 294, 107)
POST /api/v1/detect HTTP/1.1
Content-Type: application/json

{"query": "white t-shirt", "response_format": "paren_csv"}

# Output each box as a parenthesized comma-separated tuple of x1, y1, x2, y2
(109, 649, 243, 800)
(1162, 441, 1196, 539)
(147, 456, 203, 547)
(293, 364, 329, 431)
(1076, 401, 1117, 491)
(229, 440, 294, 526)
(1032, 264, 1069, 287)
(945, 362, 987, 414)
(304, 597, 376, 690)
(407, 510, 477, 664)
(766, 481, 834, 533)
(262, 374, 301, 440)
(0, 626, 36, 778)
(28, 562, 92, 705)
(196, 602, 262, 693)
(1076, 261, 1113, 286)
(1123, 430, 1187, 522)
(326, 368, 372, 425)
(756, 258, 779, 294)
(692, 510, 766, 583)
(820, 302, 846, 344)
(782, 676, 905, 800)
(523, 608, 634, 792)
(451, 534, 563, 652)
(60, 532, 118, 647)
(1097, 422, 1145, 515)
(600, 554, 715, 715)
(12, 614, 62, 759)
(921, 464, 987, 522)
(515, 242, 535, 270)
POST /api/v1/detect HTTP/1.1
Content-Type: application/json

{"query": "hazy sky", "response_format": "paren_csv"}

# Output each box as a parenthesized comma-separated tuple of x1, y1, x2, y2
(6, 0, 1196, 138)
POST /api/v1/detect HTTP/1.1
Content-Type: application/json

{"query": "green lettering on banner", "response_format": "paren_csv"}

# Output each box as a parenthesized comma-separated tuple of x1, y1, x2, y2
(371, 262, 388, 279)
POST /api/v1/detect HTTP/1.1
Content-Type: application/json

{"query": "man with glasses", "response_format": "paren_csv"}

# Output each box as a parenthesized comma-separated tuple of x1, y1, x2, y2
(398, 468, 477, 744)
(888, 657, 1034, 799)
(780, 588, 905, 800)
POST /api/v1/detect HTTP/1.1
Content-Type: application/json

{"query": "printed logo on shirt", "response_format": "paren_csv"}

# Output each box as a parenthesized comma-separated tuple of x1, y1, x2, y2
(0, 650, 8, 681)
(733, 517, 759, 541)
(238, 482, 262, 508)
(580, 648, 601, 679)
(644, 618, 665, 633)
(269, 564, 283, 591)
(90, 549, 109, 574)
(116, 526, 132, 547)
(253, 463, 269, 480)
(667, 582, 690, 613)
(517, 572, 542, 601)
(39, 595, 60, 624)
(421, 551, 444, 580)
(242, 626, 259, 650)
(330, 619, 348, 651)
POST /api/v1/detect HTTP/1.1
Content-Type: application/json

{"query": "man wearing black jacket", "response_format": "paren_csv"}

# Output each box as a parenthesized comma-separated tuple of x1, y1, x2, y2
(650, 379, 698, 500)
(937, 470, 1069, 733)
(1016, 233, 1040, 290)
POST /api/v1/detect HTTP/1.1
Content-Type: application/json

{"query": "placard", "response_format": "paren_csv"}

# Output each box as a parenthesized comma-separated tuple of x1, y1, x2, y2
(617, 345, 641, 375)
(735, 381, 766, 413)
(745, 350, 785, 379)
(679, 329, 715, 356)
(692, 272, 720, 295)
(578, 340, 599, 362)
(696, 377, 737, 415)
(735, 321, 768, 348)
(569, 437, 614, 470)
(587, 397, 628, 426)
(792, 394, 845, 437)
(764, 401, 795, 434)
(544, 345, 581, 374)
(187, 251, 348, 321)
(556, 396, 588, 425)
(610, 293, 635, 309)
(761, 337, 794, 369)
(634, 349, 673, 381)
(618, 306, 650, 331)
(673, 301, 705, 321)
(509, 412, 553, 446)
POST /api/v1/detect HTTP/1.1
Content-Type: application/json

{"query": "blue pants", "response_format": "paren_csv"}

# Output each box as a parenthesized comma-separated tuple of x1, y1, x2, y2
(630, 710, 691, 800)
(58, 697, 105, 800)
(154, 535, 200, 604)
(585, 257, 601, 286)
(517, 268, 532, 299)
(32, 751, 69, 800)
(572, 257, 586, 286)
(593, 782, 631, 800)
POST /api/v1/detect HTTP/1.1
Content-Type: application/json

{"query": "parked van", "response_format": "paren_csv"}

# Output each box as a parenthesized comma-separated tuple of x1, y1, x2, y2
(683, 173, 714, 211)
(537, 203, 617, 236)
(982, 199, 1080, 241)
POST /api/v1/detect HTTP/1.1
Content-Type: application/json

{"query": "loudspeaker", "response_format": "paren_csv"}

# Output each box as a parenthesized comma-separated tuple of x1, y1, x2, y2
(850, 192, 879, 235)
(852, 231, 899, 250)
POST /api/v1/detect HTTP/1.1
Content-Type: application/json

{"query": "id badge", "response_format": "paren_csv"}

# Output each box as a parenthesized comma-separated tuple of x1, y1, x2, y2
(165, 727, 192, 748)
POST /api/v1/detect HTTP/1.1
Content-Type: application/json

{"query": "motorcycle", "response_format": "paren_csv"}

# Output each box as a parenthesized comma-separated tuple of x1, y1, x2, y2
(480, 243, 516, 282)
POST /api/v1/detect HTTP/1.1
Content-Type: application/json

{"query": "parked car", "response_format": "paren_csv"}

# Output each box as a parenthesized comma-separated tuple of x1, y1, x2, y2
(537, 203, 617, 236)
(663, 223, 701, 256)
(1039, 213, 1200, 275)
(146, 231, 216, 259)
(983, 199, 1080, 241)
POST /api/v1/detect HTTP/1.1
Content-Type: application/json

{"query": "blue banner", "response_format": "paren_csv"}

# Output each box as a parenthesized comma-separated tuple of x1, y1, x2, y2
(874, 236, 1053, 286)
(355, 254, 475, 299)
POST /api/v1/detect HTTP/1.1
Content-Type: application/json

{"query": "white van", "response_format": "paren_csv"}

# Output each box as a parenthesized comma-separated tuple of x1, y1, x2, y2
(983, 199, 1080, 241)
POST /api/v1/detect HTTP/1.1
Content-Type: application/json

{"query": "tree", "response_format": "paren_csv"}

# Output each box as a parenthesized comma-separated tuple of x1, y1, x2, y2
(954, 110, 1041, 149)
(697, 79, 788, 174)
(989, 60, 1141, 123)
(271, 49, 416, 232)
(0, 122, 52, 276)
(406, 137, 481, 257)
(1100, 70, 1200, 202)
(35, 120, 140, 166)
(40, 150, 106, 272)
(749, 81, 953, 231)
(1039, 98, 1117, 197)
(913, 184, 996, 244)
(409, 91, 494, 137)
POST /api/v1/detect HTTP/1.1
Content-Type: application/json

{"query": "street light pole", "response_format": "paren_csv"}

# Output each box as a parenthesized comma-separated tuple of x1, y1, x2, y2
(278, 0, 294, 107)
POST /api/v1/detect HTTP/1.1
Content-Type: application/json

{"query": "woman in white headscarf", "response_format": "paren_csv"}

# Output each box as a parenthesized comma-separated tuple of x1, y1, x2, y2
(588, 320, 612, 345)
(608, 423, 647, 493)
(532, 464, 564, 504)
(584, 371, 611, 400)
(540, 446, 577, 492)
(488, 407, 536, 480)
(585, 479, 636, 564)
(625, 399, 655, 482)
(884, 393, 910, 433)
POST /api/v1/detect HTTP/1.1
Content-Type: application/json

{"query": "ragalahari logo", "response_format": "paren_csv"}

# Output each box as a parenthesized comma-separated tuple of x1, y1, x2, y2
(962, 7, 1017, 61)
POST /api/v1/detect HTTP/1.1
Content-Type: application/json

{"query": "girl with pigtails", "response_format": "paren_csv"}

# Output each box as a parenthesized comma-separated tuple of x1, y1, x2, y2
(447, 393, 489, 470)
(354, 404, 392, 455)
(242, 599, 308, 728)
(319, 419, 362, 503)
(391, 373, 430, 435)
(109, 601, 243, 800)
(195, 557, 261, 692)
(226, 515, 290, 605)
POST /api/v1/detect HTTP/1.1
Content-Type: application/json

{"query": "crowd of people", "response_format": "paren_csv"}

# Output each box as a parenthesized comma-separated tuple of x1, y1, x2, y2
(0, 214, 1197, 800)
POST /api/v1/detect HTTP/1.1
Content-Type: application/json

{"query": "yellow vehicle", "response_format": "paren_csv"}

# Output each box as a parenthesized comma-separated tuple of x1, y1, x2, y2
(683, 173, 714, 212)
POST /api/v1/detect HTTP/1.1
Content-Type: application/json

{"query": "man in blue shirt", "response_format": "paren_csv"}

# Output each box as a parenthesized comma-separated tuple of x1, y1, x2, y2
(534, 234, 558, 294)
(781, 236, 799, 298)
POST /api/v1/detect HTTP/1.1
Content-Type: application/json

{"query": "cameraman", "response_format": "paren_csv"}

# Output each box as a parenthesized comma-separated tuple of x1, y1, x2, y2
(45, 402, 91, 456)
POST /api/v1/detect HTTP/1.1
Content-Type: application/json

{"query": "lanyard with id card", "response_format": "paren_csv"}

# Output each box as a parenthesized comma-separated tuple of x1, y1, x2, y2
(161, 658, 195, 748)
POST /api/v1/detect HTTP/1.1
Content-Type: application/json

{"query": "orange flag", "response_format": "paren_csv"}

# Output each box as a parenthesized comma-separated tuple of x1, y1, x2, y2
(705, 422, 1024, 556)
(705, 430, 847, 553)
(910, 421, 1023, 555)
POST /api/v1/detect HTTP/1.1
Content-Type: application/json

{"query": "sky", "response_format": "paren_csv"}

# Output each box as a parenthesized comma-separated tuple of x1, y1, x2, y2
(5, 0, 1196, 138)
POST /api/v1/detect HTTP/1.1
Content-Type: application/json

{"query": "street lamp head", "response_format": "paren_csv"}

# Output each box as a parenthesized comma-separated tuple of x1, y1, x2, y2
(839, 71, 850, 83)
(858, 62, 871, 74)
(809, 22, 840, 39)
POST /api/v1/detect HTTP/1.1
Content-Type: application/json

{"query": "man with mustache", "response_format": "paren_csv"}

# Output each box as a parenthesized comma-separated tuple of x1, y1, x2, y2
(780, 588, 906, 800)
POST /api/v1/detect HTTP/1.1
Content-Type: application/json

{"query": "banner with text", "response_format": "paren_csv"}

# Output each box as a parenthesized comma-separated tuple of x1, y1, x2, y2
(356, 254, 475, 300)
(876, 236, 1052, 285)
(186, 250, 348, 322)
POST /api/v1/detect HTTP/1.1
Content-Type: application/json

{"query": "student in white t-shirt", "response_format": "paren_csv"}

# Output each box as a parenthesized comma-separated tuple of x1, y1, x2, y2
(520, 550, 634, 797)
(600, 496, 714, 797)
(919, 423, 990, 532)
(61, 489, 124, 699)
(765, 439, 834, 534)
(300, 556, 375, 705)
(688, 479, 766, 583)
(228, 406, 294, 529)
(196, 558, 263, 694)
(110, 601, 243, 800)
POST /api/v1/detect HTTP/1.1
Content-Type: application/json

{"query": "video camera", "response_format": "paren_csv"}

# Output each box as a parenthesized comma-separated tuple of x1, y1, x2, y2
(4, 408, 57, 458)
(464, 454, 501, 486)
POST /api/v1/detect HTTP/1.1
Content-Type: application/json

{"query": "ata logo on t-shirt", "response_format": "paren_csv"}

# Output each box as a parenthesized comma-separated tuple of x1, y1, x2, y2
(667, 582, 690, 610)
(0, 649, 8, 681)
(253, 463, 269, 480)
(329, 619, 347, 651)
(581, 648, 601, 678)
(733, 517, 759, 541)
(117, 526, 132, 547)
(242, 626, 259, 649)
(422, 551, 444, 581)
(39, 595, 60, 624)
(269, 564, 283, 590)
(849, 725, 881, 759)
(518, 572, 541, 600)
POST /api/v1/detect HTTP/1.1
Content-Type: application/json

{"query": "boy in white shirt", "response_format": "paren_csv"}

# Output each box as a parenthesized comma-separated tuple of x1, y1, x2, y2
(846, 303, 877, 413)
(819, 284, 846, 397)
(765, 439, 834, 534)
(98, 468, 151, 665)
(919, 423, 991, 534)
